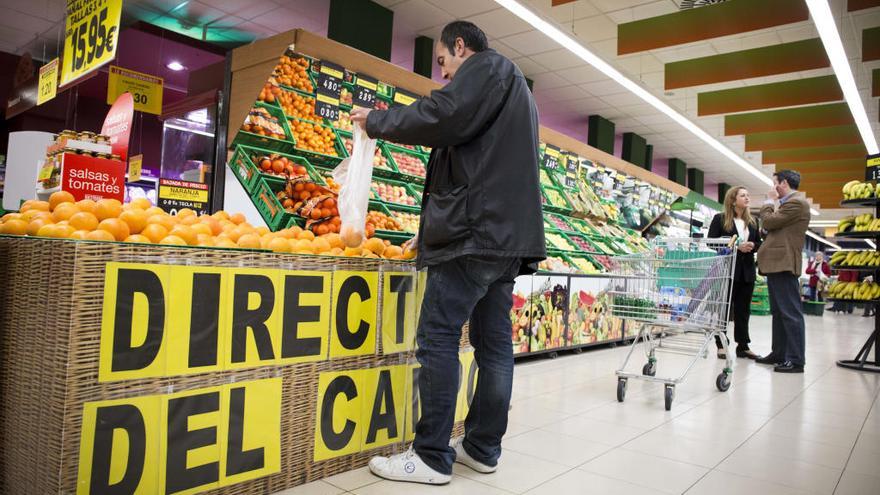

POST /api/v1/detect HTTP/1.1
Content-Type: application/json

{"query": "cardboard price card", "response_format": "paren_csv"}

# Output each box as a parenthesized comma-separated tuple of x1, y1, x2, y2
(107, 66, 163, 115)
(61, 0, 122, 86)
(315, 92, 340, 121)
(316, 60, 343, 98)
(37, 58, 59, 105)
(867, 153, 880, 182)
(158, 179, 210, 215)
(543, 145, 561, 171)
(353, 73, 377, 109)
(392, 88, 418, 108)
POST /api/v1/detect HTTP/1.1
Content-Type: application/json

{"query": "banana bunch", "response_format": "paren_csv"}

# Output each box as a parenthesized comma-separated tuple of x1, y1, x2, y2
(830, 250, 880, 267)
(838, 214, 880, 233)
(827, 280, 880, 301)
(843, 180, 878, 200)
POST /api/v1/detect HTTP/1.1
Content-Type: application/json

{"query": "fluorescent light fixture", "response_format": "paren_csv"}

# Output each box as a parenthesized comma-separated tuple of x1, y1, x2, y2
(811, 208, 820, 216)
(810, 220, 841, 226)
(166, 61, 186, 71)
(493, 0, 772, 186)
(806, 0, 879, 155)
(807, 229, 841, 250)
(865, 240, 876, 249)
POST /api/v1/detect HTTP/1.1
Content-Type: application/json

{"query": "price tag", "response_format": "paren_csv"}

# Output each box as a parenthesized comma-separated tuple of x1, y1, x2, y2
(315, 92, 340, 121)
(60, 0, 122, 86)
(37, 58, 58, 106)
(158, 178, 210, 215)
(316, 61, 343, 98)
(565, 175, 578, 188)
(393, 88, 419, 107)
(565, 153, 578, 173)
(38, 164, 54, 180)
(867, 153, 880, 181)
(543, 145, 561, 171)
(128, 154, 142, 182)
(107, 66, 163, 115)
(353, 73, 377, 108)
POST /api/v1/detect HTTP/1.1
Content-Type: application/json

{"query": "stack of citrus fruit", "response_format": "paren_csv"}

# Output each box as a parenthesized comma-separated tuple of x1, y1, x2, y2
(0, 191, 415, 260)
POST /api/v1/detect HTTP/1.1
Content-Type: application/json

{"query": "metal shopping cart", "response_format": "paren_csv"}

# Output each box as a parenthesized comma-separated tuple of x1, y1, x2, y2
(608, 237, 737, 410)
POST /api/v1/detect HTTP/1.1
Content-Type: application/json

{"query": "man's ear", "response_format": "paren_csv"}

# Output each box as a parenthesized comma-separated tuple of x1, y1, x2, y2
(456, 37, 465, 56)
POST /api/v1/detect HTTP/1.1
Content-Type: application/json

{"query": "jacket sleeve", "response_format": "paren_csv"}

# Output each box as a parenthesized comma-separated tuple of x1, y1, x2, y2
(760, 201, 805, 231)
(707, 213, 723, 238)
(822, 262, 831, 276)
(365, 56, 509, 148)
(806, 262, 816, 275)
(751, 222, 762, 250)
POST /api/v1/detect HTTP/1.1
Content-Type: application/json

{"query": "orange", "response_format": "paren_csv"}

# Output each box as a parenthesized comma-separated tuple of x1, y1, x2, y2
(70, 230, 89, 240)
(95, 199, 123, 220)
(179, 215, 200, 226)
(312, 237, 331, 253)
(230, 212, 246, 225)
(340, 225, 363, 248)
(1, 219, 28, 236)
(124, 234, 152, 244)
(27, 219, 52, 236)
(255, 226, 270, 236)
(297, 229, 316, 241)
(196, 234, 215, 246)
(53, 224, 76, 238)
(364, 237, 386, 256)
(69, 212, 99, 232)
(119, 209, 149, 234)
(145, 206, 165, 216)
(267, 237, 290, 253)
(293, 239, 315, 253)
(176, 208, 196, 218)
(49, 190, 76, 211)
(216, 238, 238, 248)
(98, 218, 131, 241)
(36, 223, 58, 237)
(51, 203, 80, 222)
(169, 225, 198, 246)
(213, 210, 230, 221)
(384, 245, 403, 258)
(190, 223, 212, 237)
(228, 225, 253, 243)
(75, 199, 98, 214)
(343, 246, 363, 256)
(86, 229, 116, 241)
(130, 198, 152, 210)
(330, 247, 344, 256)
(147, 214, 176, 231)
(1, 213, 22, 222)
(141, 224, 169, 244)
(199, 216, 222, 236)
(237, 233, 262, 249)
(159, 235, 187, 246)
(21, 200, 50, 213)
(325, 233, 343, 249)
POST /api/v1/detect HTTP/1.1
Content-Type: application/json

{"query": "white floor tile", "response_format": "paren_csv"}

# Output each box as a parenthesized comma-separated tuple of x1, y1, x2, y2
(525, 470, 667, 495)
(579, 449, 709, 494)
(452, 449, 569, 494)
(272, 480, 347, 495)
(540, 416, 648, 446)
(503, 429, 614, 467)
(737, 431, 854, 470)
(351, 476, 511, 495)
(621, 429, 743, 468)
(833, 470, 880, 495)
(717, 449, 842, 494)
(323, 467, 381, 491)
(685, 470, 813, 495)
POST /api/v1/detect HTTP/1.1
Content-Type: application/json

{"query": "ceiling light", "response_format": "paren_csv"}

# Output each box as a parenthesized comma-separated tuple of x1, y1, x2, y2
(811, 208, 820, 216)
(865, 240, 876, 249)
(807, 230, 841, 250)
(493, 0, 772, 186)
(166, 61, 186, 71)
(806, 0, 878, 155)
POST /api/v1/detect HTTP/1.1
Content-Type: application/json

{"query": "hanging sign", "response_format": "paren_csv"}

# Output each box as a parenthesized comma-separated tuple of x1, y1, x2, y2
(316, 61, 343, 97)
(128, 154, 142, 182)
(158, 178, 210, 215)
(353, 73, 377, 109)
(60, 0, 123, 87)
(101, 92, 134, 161)
(315, 93, 340, 121)
(564, 175, 578, 188)
(866, 153, 880, 182)
(392, 88, 418, 107)
(37, 58, 59, 106)
(565, 153, 579, 173)
(61, 153, 125, 202)
(543, 145, 561, 171)
(107, 66, 163, 115)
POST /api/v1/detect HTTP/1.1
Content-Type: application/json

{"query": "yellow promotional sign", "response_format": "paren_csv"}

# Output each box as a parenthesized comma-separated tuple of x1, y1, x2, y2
(60, 0, 123, 86)
(867, 156, 880, 168)
(158, 182, 210, 203)
(37, 58, 59, 105)
(329, 271, 378, 358)
(128, 154, 143, 182)
(381, 272, 417, 354)
(108, 65, 164, 115)
(76, 378, 281, 495)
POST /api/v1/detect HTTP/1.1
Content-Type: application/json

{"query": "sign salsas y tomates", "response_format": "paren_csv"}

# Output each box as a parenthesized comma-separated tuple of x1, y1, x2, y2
(61, 0, 122, 87)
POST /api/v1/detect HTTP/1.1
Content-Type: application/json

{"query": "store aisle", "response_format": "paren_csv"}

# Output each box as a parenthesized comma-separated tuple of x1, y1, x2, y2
(275, 312, 880, 495)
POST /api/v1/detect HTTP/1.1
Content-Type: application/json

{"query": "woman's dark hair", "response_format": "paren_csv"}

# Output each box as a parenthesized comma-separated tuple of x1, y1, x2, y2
(440, 21, 489, 55)
(774, 170, 801, 190)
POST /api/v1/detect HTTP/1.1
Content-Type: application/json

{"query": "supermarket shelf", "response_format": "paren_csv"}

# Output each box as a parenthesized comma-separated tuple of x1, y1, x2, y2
(825, 298, 880, 304)
(835, 231, 880, 239)
(840, 198, 880, 208)
(829, 265, 880, 272)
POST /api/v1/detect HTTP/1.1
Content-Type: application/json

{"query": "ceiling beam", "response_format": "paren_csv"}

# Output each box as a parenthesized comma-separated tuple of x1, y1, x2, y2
(745, 125, 862, 151)
(724, 103, 852, 135)
(698, 75, 842, 115)
(618, 0, 808, 55)
(864, 26, 880, 62)
(762, 144, 867, 164)
(666, 39, 828, 90)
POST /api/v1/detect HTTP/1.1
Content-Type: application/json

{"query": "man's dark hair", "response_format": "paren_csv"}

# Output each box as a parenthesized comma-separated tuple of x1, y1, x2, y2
(440, 21, 489, 55)
(774, 170, 801, 190)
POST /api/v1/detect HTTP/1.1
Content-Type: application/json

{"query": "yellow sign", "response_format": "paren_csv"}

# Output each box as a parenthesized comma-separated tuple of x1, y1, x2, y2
(99, 263, 408, 382)
(356, 78, 377, 91)
(76, 378, 281, 495)
(867, 156, 880, 168)
(108, 65, 164, 115)
(38, 164, 55, 180)
(37, 58, 59, 105)
(128, 154, 142, 182)
(381, 272, 417, 354)
(393, 91, 417, 106)
(60, 0, 122, 86)
(158, 184, 210, 203)
(316, 92, 340, 106)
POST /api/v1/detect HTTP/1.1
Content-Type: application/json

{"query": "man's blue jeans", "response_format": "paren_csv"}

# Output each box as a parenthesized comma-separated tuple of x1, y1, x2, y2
(412, 255, 520, 475)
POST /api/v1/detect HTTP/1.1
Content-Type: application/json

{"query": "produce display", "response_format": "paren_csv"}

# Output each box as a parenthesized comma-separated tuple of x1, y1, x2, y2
(372, 181, 416, 206)
(366, 210, 402, 232)
(253, 152, 310, 180)
(838, 214, 880, 233)
(830, 250, 880, 268)
(546, 214, 571, 231)
(340, 87, 353, 107)
(278, 90, 317, 122)
(389, 150, 426, 178)
(570, 257, 599, 274)
(546, 232, 577, 251)
(539, 170, 555, 187)
(568, 279, 621, 345)
(342, 137, 391, 171)
(539, 256, 574, 273)
(392, 211, 419, 233)
(842, 180, 879, 200)
(274, 53, 313, 93)
(241, 107, 286, 140)
(290, 120, 338, 156)
(374, 99, 389, 111)
(544, 188, 569, 209)
(827, 280, 880, 301)
(334, 110, 353, 131)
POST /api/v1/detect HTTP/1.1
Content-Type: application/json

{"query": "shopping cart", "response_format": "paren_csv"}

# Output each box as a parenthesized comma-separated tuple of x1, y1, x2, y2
(608, 237, 737, 410)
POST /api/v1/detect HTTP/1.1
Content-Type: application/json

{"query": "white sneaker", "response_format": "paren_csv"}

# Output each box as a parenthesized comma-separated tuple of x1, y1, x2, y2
(450, 436, 498, 473)
(368, 448, 452, 485)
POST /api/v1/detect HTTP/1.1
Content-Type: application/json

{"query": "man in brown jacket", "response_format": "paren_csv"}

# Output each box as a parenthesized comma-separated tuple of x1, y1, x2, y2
(755, 170, 811, 373)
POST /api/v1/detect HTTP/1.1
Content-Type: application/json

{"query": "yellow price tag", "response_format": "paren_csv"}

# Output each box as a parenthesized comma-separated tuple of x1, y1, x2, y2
(107, 66, 163, 115)
(393, 92, 417, 106)
(37, 58, 59, 106)
(867, 157, 880, 168)
(356, 78, 377, 91)
(60, 0, 122, 86)
(38, 165, 54, 180)
(317, 93, 340, 106)
(128, 154, 142, 182)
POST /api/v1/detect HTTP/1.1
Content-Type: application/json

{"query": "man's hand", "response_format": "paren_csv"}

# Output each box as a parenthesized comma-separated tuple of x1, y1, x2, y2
(767, 187, 780, 201)
(351, 108, 372, 126)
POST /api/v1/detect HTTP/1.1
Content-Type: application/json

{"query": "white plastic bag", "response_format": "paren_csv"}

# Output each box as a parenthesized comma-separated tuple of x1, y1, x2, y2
(333, 123, 377, 247)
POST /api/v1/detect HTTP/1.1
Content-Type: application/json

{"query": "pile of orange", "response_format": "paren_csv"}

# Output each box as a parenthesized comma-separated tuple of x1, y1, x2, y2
(278, 91, 316, 122)
(291, 121, 338, 156)
(0, 190, 415, 260)
(258, 82, 283, 104)
(274, 55, 313, 93)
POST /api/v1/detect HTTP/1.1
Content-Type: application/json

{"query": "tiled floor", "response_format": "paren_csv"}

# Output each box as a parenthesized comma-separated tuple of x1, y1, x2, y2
(276, 311, 880, 495)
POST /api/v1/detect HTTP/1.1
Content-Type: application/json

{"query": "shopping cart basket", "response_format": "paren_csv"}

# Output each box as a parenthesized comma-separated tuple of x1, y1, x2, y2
(608, 237, 737, 410)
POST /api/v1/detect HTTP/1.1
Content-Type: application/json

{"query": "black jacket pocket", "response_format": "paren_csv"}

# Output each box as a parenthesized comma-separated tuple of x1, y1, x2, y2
(422, 185, 470, 248)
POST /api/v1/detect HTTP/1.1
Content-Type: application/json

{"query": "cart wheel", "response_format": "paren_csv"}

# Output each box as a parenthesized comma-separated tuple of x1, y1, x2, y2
(716, 373, 731, 392)
(548, 351, 558, 360)
(574, 347, 584, 354)
(617, 379, 627, 402)
(664, 385, 674, 411)
(642, 362, 656, 377)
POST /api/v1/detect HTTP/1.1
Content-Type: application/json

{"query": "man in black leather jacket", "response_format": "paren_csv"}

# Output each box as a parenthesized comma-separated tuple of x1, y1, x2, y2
(352, 21, 545, 485)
